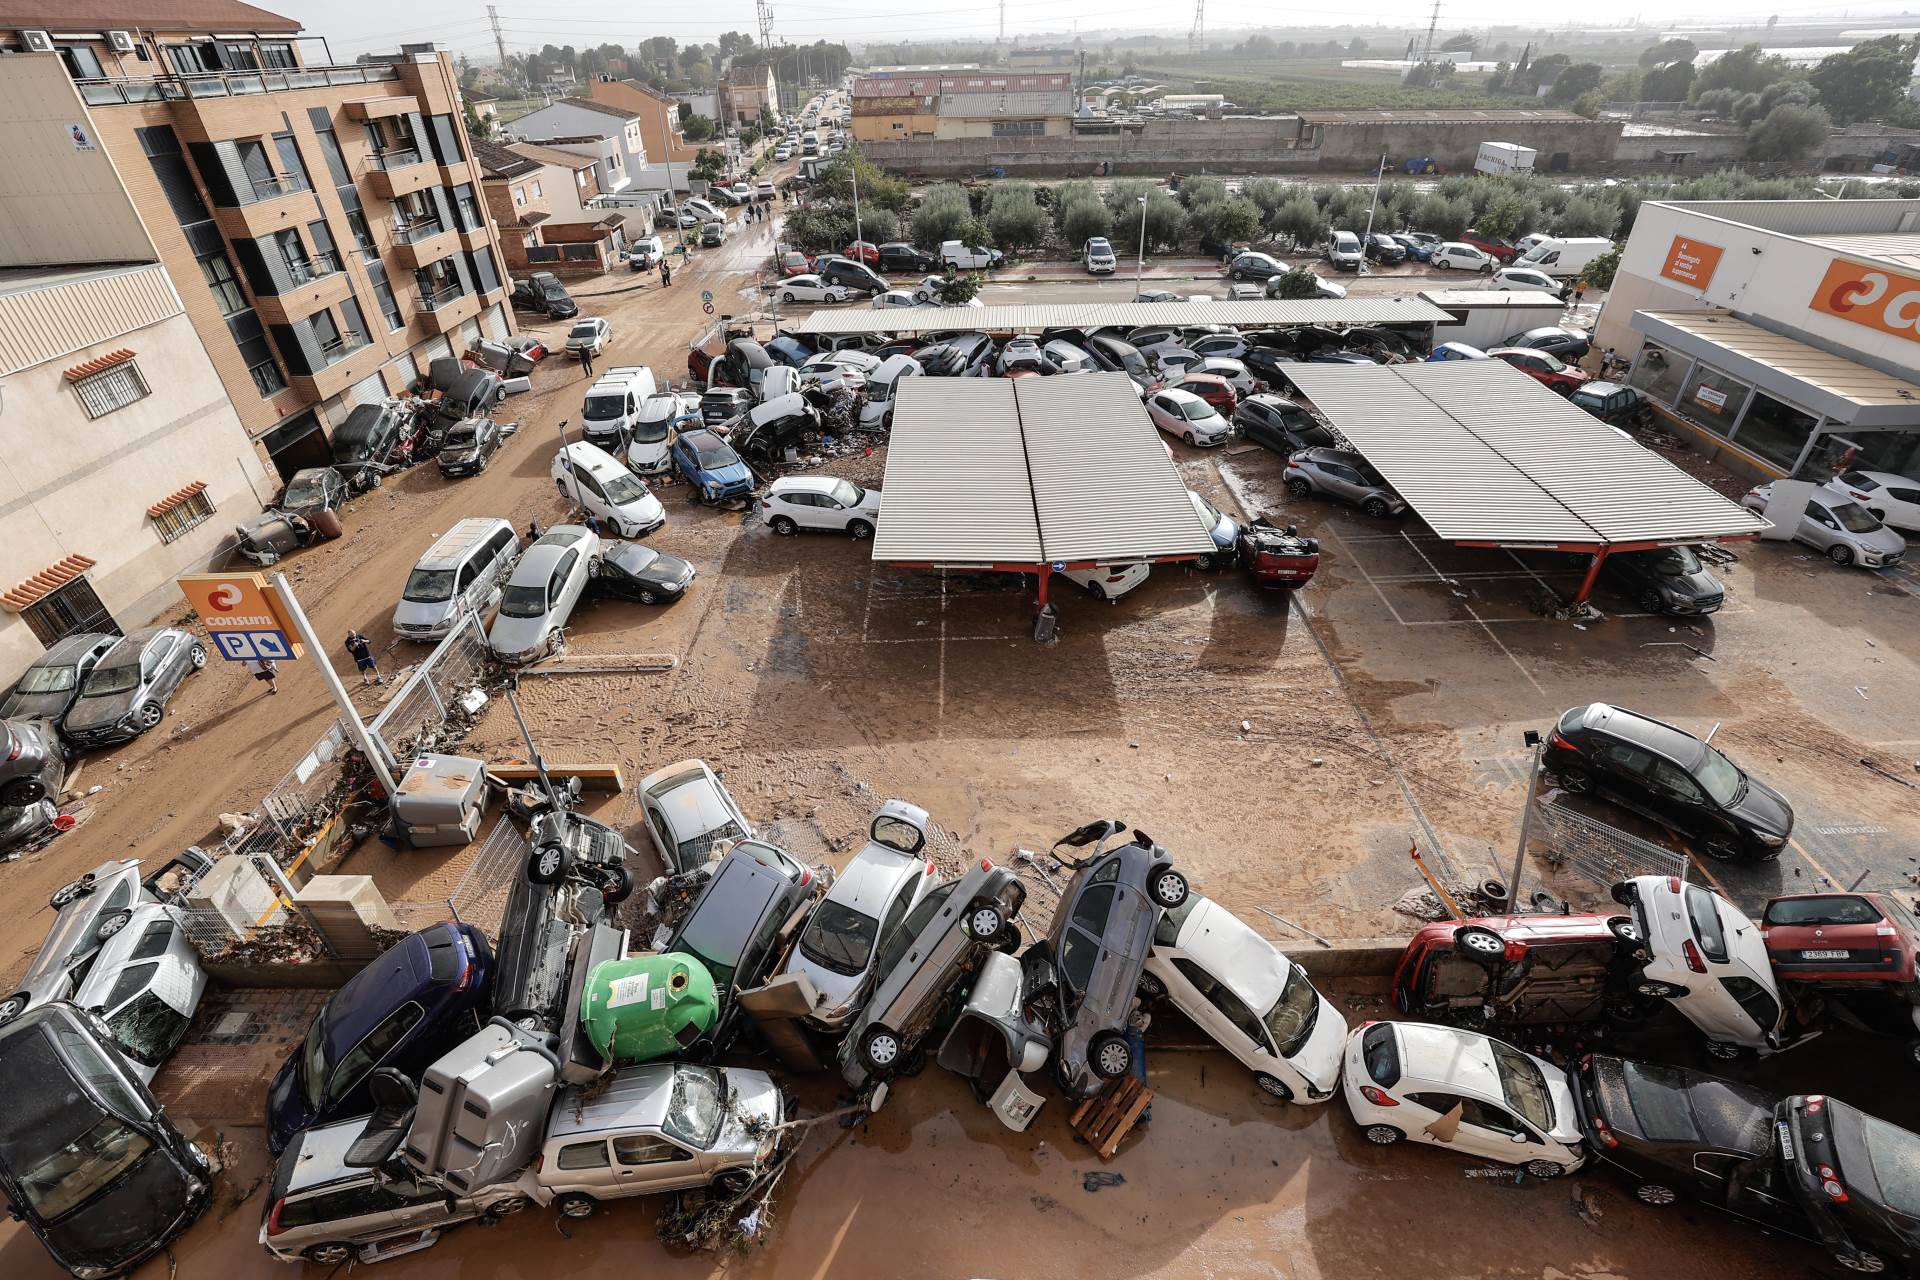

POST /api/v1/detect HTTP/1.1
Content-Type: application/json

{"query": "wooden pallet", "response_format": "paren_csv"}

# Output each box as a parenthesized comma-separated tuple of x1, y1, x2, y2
(1069, 1075, 1153, 1161)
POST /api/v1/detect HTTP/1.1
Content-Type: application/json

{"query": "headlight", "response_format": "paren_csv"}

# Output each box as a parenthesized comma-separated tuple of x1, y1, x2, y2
(1757, 831, 1788, 848)
(73, 1266, 109, 1279)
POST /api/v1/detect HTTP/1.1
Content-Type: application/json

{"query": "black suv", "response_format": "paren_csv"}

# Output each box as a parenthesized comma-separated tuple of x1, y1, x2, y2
(330, 401, 409, 490)
(817, 258, 887, 296)
(1365, 233, 1407, 264)
(877, 242, 937, 273)
(511, 271, 577, 319)
(1542, 703, 1793, 862)
(1235, 394, 1336, 456)
(665, 839, 821, 1053)
(1597, 546, 1725, 616)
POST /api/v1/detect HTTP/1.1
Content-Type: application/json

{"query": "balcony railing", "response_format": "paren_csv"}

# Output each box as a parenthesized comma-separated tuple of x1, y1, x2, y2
(284, 252, 341, 286)
(316, 334, 372, 366)
(365, 147, 424, 172)
(251, 173, 307, 201)
(73, 63, 401, 107)
(391, 219, 445, 245)
(417, 284, 465, 312)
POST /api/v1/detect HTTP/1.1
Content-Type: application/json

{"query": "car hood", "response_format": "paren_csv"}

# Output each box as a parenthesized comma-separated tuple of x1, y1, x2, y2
(1854, 523, 1908, 555)
(489, 614, 555, 662)
(1663, 567, 1724, 600)
(1287, 992, 1348, 1093)
(637, 552, 695, 585)
(1727, 774, 1794, 841)
(612, 492, 667, 527)
(787, 953, 865, 1021)
(61, 692, 137, 732)
(713, 1071, 784, 1158)
(699, 461, 754, 488)
(40, 1143, 198, 1270)
(1544, 1070, 1584, 1147)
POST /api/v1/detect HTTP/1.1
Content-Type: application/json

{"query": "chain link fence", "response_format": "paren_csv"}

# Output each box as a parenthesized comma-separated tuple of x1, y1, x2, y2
(368, 613, 495, 763)
(1530, 798, 1691, 891)
(389, 815, 528, 938)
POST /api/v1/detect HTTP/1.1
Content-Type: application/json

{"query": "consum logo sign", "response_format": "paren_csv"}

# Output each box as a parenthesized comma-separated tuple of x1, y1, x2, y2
(1659, 235, 1724, 289)
(1811, 258, 1920, 343)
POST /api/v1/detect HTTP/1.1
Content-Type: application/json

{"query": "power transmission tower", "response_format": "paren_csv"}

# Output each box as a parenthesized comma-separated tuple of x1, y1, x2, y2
(487, 4, 509, 81)
(1420, 0, 1441, 63)
(1188, 0, 1204, 53)
(756, 0, 775, 54)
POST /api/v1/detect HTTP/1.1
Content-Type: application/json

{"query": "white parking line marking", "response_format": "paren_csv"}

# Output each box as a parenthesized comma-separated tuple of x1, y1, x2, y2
(1461, 600, 1547, 698)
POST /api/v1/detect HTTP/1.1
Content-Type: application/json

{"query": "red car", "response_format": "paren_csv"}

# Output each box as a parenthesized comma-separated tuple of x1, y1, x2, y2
(1488, 347, 1590, 395)
(1459, 228, 1519, 264)
(843, 240, 880, 267)
(779, 250, 813, 277)
(1234, 521, 1320, 589)
(1165, 372, 1237, 415)
(1760, 893, 1920, 988)
(1392, 911, 1646, 1028)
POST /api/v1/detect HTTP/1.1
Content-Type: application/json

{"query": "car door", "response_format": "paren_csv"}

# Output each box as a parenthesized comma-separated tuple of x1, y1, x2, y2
(1456, 1097, 1549, 1164)
(1400, 1089, 1461, 1151)
(1319, 461, 1364, 504)
(1147, 394, 1173, 430)
(1168, 957, 1277, 1076)
(550, 1138, 622, 1197)
(609, 1132, 702, 1196)
(785, 491, 824, 529)
(1590, 735, 1659, 809)
(1800, 506, 1839, 552)
(547, 549, 582, 624)
(326, 1001, 425, 1116)
(1646, 756, 1714, 837)
(809, 491, 849, 531)
(140, 635, 176, 701)
(1240, 403, 1282, 452)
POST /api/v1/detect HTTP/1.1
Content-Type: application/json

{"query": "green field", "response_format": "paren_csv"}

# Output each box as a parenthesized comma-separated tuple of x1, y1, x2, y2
(1130, 56, 1515, 112)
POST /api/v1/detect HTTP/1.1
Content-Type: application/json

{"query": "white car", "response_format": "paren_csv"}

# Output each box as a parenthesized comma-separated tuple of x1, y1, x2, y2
(627, 392, 697, 475)
(755, 181, 776, 200)
(488, 525, 599, 662)
(1190, 332, 1251, 360)
(995, 335, 1046, 375)
(775, 274, 849, 304)
(1491, 266, 1565, 295)
(872, 289, 922, 309)
(1740, 482, 1907, 569)
(1135, 288, 1183, 303)
(761, 475, 881, 539)
(70, 903, 208, 1082)
(565, 317, 611, 357)
(1342, 1021, 1586, 1177)
(801, 349, 879, 394)
(1192, 356, 1257, 398)
(1827, 469, 1920, 533)
(637, 758, 754, 875)
(1146, 388, 1230, 446)
(1614, 875, 1788, 1056)
(551, 441, 665, 538)
(1431, 242, 1495, 272)
(785, 800, 936, 1030)
(1084, 236, 1117, 274)
(1142, 895, 1347, 1102)
(683, 197, 724, 223)
(626, 236, 665, 268)
(911, 274, 946, 303)
(1061, 562, 1149, 601)
(1150, 346, 1204, 378)
(774, 145, 792, 160)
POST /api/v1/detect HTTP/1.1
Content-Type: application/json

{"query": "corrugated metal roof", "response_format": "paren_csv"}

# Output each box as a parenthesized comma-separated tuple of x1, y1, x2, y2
(1283, 360, 1770, 548)
(1637, 309, 1920, 421)
(1015, 375, 1218, 561)
(870, 378, 1039, 563)
(872, 373, 1215, 566)
(1812, 232, 1920, 273)
(791, 297, 1451, 337)
(1657, 199, 1920, 240)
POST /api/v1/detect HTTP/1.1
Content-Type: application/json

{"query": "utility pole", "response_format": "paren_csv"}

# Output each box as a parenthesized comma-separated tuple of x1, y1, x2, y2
(270, 572, 399, 798)
(1188, 0, 1204, 53)
(756, 0, 775, 56)
(1420, 0, 1441, 65)
(999, 0, 1005, 43)
(488, 5, 509, 82)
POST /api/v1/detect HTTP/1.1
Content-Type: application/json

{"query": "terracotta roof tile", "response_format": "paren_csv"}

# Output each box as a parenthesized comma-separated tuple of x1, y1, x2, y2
(0, 1, 300, 33)
(147, 480, 208, 520)
(3, 554, 97, 612)
(64, 349, 135, 382)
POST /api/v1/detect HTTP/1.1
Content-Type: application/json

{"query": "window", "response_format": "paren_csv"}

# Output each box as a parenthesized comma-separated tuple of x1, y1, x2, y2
(1173, 958, 1271, 1050)
(153, 489, 216, 543)
(276, 229, 314, 283)
(991, 119, 1045, 137)
(555, 1140, 610, 1170)
(129, 921, 176, 962)
(513, 185, 526, 207)
(613, 1134, 690, 1165)
(58, 44, 105, 80)
(272, 131, 311, 192)
(1677, 363, 1753, 438)
(368, 264, 403, 332)
(327, 1002, 422, 1104)
(1733, 391, 1820, 472)
(194, 248, 244, 315)
(1460, 1098, 1530, 1138)
(1070, 884, 1115, 935)
(530, 179, 543, 199)
(73, 361, 150, 419)
(1685, 885, 1730, 963)
(1596, 738, 1655, 778)
(1650, 758, 1703, 803)
(1627, 342, 1690, 408)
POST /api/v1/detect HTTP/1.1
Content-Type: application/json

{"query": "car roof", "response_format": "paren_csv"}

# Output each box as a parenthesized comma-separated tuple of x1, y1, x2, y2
(824, 844, 925, 914)
(558, 441, 627, 479)
(1395, 1022, 1504, 1095)
(280, 1114, 387, 1194)
(415, 518, 512, 569)
(1581, 703, 1704, 764)
(318, 929, 431, 1057)
(71, 903, 179, 1009)
(1157, 387, 1204, 405)
(771, 475, 842, 494)
(28, 631, 118, 669)
(511, 528, 590, 581)
(1174, 897, 1295, 1012)
(547, 1062, 677, 1139)
(95, 627, 171, 667)
(681, 429, 725, 447)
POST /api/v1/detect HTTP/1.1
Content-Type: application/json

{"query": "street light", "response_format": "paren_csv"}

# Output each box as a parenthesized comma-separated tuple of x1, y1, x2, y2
(1134, 194, 1148, 296)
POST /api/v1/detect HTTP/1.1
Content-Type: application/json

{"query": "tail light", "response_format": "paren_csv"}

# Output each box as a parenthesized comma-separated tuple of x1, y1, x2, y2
(1818, 1164, 1849, 1202)
(1591, 1116, 1619, 1149)
(1547, 732, 1577, 753)
(266, 1199, 288, 1236)
(1682, 939, 1708, 974)
(1668, 877, 1683, 894)
(455, 959, 474, 993)
(981, 857, 993, 872)
(1807, 1096, 1825, 1114)
(1359, 1086, 1398, 1107)
(925, 861, 935, 876)
(4, 736, 18, 763)
(799, 868, 813, 887)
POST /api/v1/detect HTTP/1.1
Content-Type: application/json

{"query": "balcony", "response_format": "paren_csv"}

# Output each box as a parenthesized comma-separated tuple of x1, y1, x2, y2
(251, 263, 352, 326)
(74, 64, 402, 107)
(291, 333, 385, 403)
(250, 173, 308, 202)
(362, 148, 435, 199)
(414, 286, 479, 335)
(389, 219, 457, 270)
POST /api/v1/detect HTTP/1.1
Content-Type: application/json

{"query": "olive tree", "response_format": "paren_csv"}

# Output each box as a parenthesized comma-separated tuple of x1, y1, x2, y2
(1268, 267, 1322, 300)
(986, 184, 1049, 252)
(910, 184, 977, 249)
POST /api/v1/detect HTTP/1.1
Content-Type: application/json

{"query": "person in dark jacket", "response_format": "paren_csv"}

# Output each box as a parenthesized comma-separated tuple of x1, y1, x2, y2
(345, 630, 382, 686)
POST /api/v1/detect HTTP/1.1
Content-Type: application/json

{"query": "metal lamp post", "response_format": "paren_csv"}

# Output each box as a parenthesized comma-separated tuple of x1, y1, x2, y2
(1134, 194, 1147, 295)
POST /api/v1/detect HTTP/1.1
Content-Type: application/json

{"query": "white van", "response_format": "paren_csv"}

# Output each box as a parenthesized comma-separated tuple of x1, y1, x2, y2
(579, 366, 657, 454)
(393, 517, 522, 640)
(861, 355, 922, 426)
(1514, 236, 1614, 280)
(551, 441, 666, 538)
(626, 392, 697, 475)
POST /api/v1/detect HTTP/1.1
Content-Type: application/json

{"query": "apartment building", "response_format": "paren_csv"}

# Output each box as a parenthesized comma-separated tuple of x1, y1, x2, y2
(510, 97, 645, 194)
(852, 72, 1073, 142)
(722, 63, 777, 127)
(588, 77, 701, 166)
(0, 3, 515, 481)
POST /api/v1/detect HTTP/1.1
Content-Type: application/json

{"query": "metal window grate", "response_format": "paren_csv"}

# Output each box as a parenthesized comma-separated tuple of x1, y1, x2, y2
(73, 361, 150, 419)
(153, 489, 216, 543)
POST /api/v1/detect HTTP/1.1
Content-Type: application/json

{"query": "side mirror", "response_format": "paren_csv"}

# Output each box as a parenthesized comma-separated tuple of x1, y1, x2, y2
(1511, 1132, 1529, 1143)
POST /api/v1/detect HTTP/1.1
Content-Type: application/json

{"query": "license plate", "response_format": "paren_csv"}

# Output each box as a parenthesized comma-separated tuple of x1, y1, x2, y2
(1801, 949, 1849, 960)
(1778, 1120, 1795, 1162)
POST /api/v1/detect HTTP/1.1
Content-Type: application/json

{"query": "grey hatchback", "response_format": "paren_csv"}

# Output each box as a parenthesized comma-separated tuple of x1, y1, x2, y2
(61, 627, 206, 748)
(1026, 821, 1189, 1099)
(1284, 447, 1408, 519)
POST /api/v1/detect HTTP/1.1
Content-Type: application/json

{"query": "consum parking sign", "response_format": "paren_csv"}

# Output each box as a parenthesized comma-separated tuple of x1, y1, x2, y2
(176, 572, 304, 662)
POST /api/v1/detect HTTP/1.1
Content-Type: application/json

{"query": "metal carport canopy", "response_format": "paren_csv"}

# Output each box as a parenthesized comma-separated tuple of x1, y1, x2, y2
(871, 372, 1217, 567)
(791, 297, 1451, 337)
(1281, 359, 1772, 548)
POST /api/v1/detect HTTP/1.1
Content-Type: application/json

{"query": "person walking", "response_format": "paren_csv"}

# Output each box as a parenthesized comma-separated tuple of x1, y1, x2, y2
(245, 657, 279, 696)
(526, 515, 541, 541)
(1573, 280, 1587, 307)
(344, 630, 383, 686)
(579, 344, 595, 379)
(1599, 345, 1618, 379)
(660, 260, 672, 287)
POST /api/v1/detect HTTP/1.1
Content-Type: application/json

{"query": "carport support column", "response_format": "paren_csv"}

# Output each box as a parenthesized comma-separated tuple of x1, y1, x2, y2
(1036, 563, 1052, 609)
(1570, 548, 1610, 609)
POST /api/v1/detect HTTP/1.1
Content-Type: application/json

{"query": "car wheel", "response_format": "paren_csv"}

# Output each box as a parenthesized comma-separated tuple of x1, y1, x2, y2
(1835, 1252, 1889, 1274)
(480, 1195, 529, 1223)
(1705, 1040, 1743, 1061)
(1523, 1160, 1567, 1179)
(303, 1244, 354, 1265)
(1701, 834, 1744, 863)
(1639, 588, 1666, 613)
(136, 701, 164, 729)
(847, 519, 873, 541)
(0, 994, 26, 1024)
(1232, 268, 1248, 281)
(711, 1169, 754, 1199)
(1555, 764, 1594, 794)
(770, 515, 798, 536)
(527, 841, 571, 885)
(1606, 916, 1644, 947)
(1829, 544, 1856, 566)
(1634, 979, 1686, 999)
(1087, 580, 1107, 601)
(1137, 972, 1166, 1000)
(1635, 1183, 1678, 1207)
(0, 778, 46, 807)
(1089, 1030, 1132, 1080)
(599, 864, 633, 906)
(1453, 925, 1506, 964)
(1361, 496, 1392, 518)
(96, 910, 132, 941)
(189, 643, 208, 669)
(1183, 431, 1197, 446)
(1255, 1073, 1293, 1101)
(862, 1024, 903, 1072)
(1195, 551, 1216, 571)
(1286, 477, 1312, 500)
(50, 877, 94, 909)
(967, 901, 1005, 940)
(638, 588, 660, 605)
(1149, 867, 1190, 910)
(993, 921, 1022, 954)
(555, 1193, 597, 1220)
(1363, 1124, 1403, 1146)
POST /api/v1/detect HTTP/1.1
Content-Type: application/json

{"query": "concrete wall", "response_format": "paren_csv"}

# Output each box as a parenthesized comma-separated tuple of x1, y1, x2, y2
(864, 116, 1321, 176)
(1307, 116, 1622, 171)
(0, 274, 272, 684)
(1613, 132, 1748, 165)
(0, 57, 154, 266)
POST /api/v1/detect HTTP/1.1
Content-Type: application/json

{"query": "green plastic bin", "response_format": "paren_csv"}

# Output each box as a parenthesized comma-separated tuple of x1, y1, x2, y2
(579, 952, 719, 1064)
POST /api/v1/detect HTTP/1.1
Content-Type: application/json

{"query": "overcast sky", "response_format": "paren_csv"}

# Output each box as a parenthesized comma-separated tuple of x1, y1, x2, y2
(271, 0, 1918, 62)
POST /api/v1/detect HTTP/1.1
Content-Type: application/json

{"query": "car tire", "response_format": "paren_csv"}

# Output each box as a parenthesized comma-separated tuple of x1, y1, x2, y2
(303, 1244, 355, 1265)
(1089, 1029, 1132, 1080)
(555, 1194, 597, 1220)
(1639, 588, 1666, 613)
(711, 1169, 753, 1199)
(638, 588, 660, 606)
(862, 1024, 903, 1072)
(1555, 764, 1594, 795)
(1196, 551, 1216, 571)
(1835, 1252, 1889, 1274)
(1149, 867, 1190, 910)
(1634, 978, 1686, 999)
(1255, 1073, 1293, 1101)
(0, 994, 26, 1024)
(1183, 431, 1196, 446)
(1286, 478, 1312, 500)
(1, 778, 47, 807)
(527, 842, 571, 885)
(1362, 497, 1392, 518)
(1480, 263, 1494, 275)
(1701, 834, 1744, 863)
(967, 901, 1005, 941)
(1363, 1124, 1403, 1145)
(1232, 268, 1248, 281)
(136, 701, 164, 730)
(1704, 1040, 1743, 1061)
(189, 643, 208, 669)
(599, 864, 633, 906)
(1087, 580, 1107, 601)
(1606, 916, 1645, 948)
(1453, 925, 1506, 964)
(480, 1195, 529, 1224)
(1829, 544, 1855, 566)
(50, 877, 94, 909)
(770, 515, 798, 536)
(97, 909, 132, 942)
(1635, 1183, 1678, 1206)
(782, 292, 797, 303)
(993, 921, 1022, 954)
(848, 519, 873, 541)
(1137, 972, 1166, 1000)
(1523, 1160, 1567, 1179)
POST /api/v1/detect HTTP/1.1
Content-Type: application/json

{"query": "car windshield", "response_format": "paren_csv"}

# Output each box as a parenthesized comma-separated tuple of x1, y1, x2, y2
(798, 899, 880, 976)
(498, 580, 549, 619)
(1264, 964, 1321, 1058)
(1831, 1100, 1920, 1217)
(1193, 494, 1221, 524)
(829, 480, 864, 507)
(612, 546, 660, 574)
(104, 992, 188, 1068)
(1490, 1039, 1553, 1131)
(1694, 745, 1744, 807)
(602, 471, 650, 506)
(1646, 545, 1703, 576)
(583, 393, 626, 420)
(1765, 896, 1880, 927)
(1684, 885, 1730, 962)
(1829, 501, 1883, 534)
(14, 664, 77, 694)
(444, 424, 480, 447)
(1532, 352, 1569, 372)
(1841, 472, 1881, 491)
(1178, 399, 1215, 421)
(697, 443, 741, 470)
(80, 663, 139, 697)
(678, 818, 745, 866)
(284, 475, 328, 506)
(569, 322, 598, 340)
(662, 1066, 727, 1149)
(403, 566, 461, 604)
(15, 1113, 153, 1222)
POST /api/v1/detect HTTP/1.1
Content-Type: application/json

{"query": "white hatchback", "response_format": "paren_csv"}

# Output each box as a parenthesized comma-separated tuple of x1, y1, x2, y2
(1342, 1021, 1586, 1177)
(776, 274, 850, 304)
(1491, 266, 1564, 295)
(1614, 875, 1788, 1056)
(1431, 242, 1495, 272)
(70, 903, 207, 1083)
(1146, 388, 1230, 446)
(637, 758, 754, 875)
(1061, 562, 1149, 602)
(761, 476, 881, 539)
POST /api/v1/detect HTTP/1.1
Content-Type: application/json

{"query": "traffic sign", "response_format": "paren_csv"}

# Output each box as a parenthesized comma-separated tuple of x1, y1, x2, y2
(176, 572, 304, 660)
(700, 289, 714, 304)
(703, 302, 715, 315)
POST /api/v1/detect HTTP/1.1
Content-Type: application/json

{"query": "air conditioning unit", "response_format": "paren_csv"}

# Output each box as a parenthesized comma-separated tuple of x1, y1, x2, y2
(108, 30, 136, 53)
(21, 29, 54, 53)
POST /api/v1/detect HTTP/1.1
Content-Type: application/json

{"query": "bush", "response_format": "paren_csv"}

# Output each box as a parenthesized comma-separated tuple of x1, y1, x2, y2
(1747, 103, 1832, 162)
(1141, 191, 1188, 252)
(783, 205, 858, 252)
(986, 184, 1049, 252)
(910, 184, 977, 249)
(1410, 193, 1471, 239)
(1268, 195, 1328, 248)
(932, 273, 984, 305)
(1555, 194, 1619, 239)
(855, 208, 900, 245)
(1178, 176, 1228, 209)
(815, 154, 910, 212)
(1102, 178, 1158, 220)
(1061, 195, 1113, 246)
(1197, 196, 1262, 246)
(1268, 267, 1322, 300)
(1243, 178, 1291, 215)
(1579, 244, 1623, 290)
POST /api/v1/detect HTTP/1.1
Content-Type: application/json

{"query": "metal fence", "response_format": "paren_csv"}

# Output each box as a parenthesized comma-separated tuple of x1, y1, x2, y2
(389, 815, 529, 938)
(217, 721, 358, 869)
(1530, 798, 1691, 889)
(368, 613, 495, 763)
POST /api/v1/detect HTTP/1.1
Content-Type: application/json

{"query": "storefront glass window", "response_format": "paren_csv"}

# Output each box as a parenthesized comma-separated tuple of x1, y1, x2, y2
(1847, 430, 1920, 478)
(1675, 363, 1753, 439)
(1627, 342, 1690, 407)
(1731, 392, 1820, 472)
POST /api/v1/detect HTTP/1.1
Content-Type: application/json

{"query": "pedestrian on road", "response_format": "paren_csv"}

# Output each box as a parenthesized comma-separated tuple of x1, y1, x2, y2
(1599, 346, 1617, 378)
(580, 345, 595, 378)
(661, 261, 672, 287)
(246, 657, 279, 695)
(345, 630, 383, 686)
(1573, 280, 1587, 307)
(526, 516, 541, 541)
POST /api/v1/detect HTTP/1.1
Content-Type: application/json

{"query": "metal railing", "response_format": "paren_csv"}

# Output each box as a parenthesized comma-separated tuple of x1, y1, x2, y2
(285, 252, 340, 286)
(391, 219, 445, 245)
(366, 147, 424, 172)
(390, 815, 527, 937)
(317, 334, 371, 365)
(417, 283, 465, 312)
(1530, 798, 1690, 891)
(250, 173, 307, 201)
(367, 612, 495, 763)
(75, 64, 401, 107)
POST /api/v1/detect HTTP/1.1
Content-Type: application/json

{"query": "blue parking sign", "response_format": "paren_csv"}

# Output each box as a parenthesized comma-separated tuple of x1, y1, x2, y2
(212, 629, 295, 661)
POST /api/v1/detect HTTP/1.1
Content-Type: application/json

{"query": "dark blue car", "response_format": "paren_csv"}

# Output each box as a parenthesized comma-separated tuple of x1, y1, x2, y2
(265, 922, 490, 1152)
(672, 428, 755, 503)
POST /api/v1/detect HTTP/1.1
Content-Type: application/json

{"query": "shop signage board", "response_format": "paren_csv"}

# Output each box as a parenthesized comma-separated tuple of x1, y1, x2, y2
(1811, 258, 1920, 344)
(1660, 236, 1724, 289)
